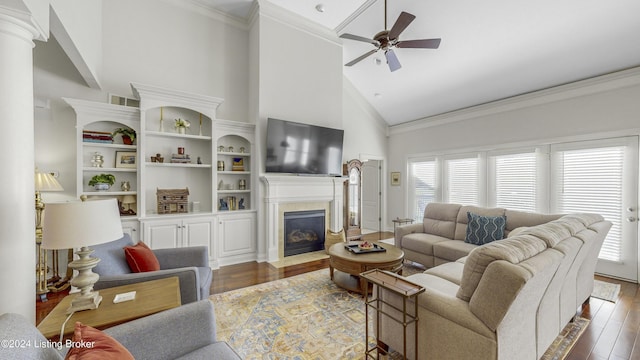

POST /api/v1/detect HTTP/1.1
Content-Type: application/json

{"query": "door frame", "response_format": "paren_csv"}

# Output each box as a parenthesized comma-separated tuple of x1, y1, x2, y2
(360, 154, 386, 233)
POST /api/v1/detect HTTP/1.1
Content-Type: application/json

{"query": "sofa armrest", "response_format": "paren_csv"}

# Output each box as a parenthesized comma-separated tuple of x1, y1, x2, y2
(153, 246, 209, 269)
(94, 268, 200, 304)
(104, 300, 217, 360)
(395, 223, 424, 248)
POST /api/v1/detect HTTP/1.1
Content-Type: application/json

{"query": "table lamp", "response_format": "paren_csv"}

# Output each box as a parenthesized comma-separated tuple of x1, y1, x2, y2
(42, 198, 123, 313)
(34, 170, 64, 301)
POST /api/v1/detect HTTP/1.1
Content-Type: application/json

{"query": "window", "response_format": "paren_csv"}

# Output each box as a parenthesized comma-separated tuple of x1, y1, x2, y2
(489, 151, 537, 212)
(444, 156, 479, 206)
(409, 159, 436, 221)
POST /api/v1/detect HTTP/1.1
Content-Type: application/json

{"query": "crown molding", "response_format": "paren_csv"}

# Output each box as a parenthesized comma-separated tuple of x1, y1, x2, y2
(389, 67, 640, 136)
(161, 0, 250, 30)
(257, 0, 341, 45)
(334, 0, 377, 34)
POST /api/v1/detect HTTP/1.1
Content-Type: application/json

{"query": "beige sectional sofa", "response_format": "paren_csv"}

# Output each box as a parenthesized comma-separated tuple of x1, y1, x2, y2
(396, 203, 562, 268)
(379, 203, 611, 360)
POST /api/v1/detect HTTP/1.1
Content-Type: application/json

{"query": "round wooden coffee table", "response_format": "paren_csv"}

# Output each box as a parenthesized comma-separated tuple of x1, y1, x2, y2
(328, 241, 404, 296)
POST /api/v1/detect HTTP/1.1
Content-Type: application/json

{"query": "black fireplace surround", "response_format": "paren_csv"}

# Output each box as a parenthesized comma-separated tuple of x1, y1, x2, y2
(283, 209, 326, 256)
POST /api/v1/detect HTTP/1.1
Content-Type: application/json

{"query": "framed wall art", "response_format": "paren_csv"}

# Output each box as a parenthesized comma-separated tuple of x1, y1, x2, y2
(115, 151, 137, 168)
(390, 172, 401, 186)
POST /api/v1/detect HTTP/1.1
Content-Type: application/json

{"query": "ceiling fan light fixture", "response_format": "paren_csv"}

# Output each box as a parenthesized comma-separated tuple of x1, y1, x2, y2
(339, 0, 441, 72)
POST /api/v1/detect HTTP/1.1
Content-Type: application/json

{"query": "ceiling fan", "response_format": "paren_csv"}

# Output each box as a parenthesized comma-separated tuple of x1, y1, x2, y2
(340, 0, 441, 72)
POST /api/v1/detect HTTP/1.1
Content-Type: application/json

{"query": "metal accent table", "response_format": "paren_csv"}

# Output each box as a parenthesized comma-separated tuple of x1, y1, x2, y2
(361, 269, 425, 360)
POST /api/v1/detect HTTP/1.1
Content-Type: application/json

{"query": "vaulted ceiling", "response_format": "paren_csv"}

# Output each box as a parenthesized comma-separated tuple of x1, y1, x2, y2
(196, 0, 640, 126)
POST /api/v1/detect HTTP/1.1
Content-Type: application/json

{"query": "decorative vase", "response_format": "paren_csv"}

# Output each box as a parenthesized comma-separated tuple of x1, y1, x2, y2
(122, 135, 133, 145)
(121, 181, 131, 191)
(178, 127, 186, 135)
(91, 152, 104, 168)
(94, 183, 110, 191)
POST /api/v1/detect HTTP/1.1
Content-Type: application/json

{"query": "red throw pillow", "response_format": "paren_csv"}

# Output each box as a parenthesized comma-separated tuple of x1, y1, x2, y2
(64, 322, 134, 360)
(123, 241, 160, 272)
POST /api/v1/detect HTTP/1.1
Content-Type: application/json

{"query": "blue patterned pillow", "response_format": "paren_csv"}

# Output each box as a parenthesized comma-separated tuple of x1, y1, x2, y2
(465, 212, 507, 245)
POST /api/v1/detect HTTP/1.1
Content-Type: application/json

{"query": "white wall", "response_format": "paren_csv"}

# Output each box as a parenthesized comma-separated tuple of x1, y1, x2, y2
(386, 72, 640, 224)
(342, 77, 388, 162)
(257, 14, 342, 131)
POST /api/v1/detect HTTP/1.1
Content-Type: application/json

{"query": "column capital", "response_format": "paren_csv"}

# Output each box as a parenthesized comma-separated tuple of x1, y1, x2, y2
(0, 4, 48, 44)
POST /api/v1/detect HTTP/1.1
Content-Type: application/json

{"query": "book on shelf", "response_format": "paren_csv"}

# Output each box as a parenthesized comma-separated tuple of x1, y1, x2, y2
(232, 157, 244, 171)
(83, 130, 113, 143)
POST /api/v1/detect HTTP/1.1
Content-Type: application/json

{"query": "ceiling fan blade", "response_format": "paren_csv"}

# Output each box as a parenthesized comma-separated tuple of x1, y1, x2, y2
(340, 33, 380, 46)
(397, 38, 442, 49)
(385, 49, 401, 72)
(345, 49, 379, 67)
(388, 11, 416, 40)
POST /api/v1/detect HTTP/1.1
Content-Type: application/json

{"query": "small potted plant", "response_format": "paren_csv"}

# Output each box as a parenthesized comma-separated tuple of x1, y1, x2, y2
(88, 173, 116, 191)
(174, 118, 190, 134)
(112, 127, 136, 145)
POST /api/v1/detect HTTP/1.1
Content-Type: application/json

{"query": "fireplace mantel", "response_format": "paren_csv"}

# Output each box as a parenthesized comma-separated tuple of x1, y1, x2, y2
(261, 175, 346, 261)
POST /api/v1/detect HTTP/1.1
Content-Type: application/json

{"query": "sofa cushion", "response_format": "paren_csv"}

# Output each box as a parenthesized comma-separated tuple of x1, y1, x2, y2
(433, 240, 477, 263)
(401, 233, 450, 256)
(424, 261, 465, 285)
(65, 322, 134, 360)
(456, 235, 548, 301)
(464, 212, 507, 245)
(422, 203, 462, 238)
(93, 234, 135, 275)
(504, 210, 562, 232)
(124, 242, 161, 273)
(454, 206, 505, 240)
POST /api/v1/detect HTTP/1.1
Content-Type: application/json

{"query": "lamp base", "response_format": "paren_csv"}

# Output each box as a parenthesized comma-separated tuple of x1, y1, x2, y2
(66, 291, 102, 314)
(66, 246, 102, 314)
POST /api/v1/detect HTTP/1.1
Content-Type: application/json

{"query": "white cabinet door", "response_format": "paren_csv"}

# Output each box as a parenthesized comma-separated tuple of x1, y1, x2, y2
(121, 219, 139, 243)
(143, 219, 181, 249)
(218, 212, 255, 257)
(184, 217, 214, 259)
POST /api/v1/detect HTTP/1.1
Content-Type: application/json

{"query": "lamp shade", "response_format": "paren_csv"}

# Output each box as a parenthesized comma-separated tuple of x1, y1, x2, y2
(121, 195, 136, 205)
(35, 171, 64, 192)
(42, 198, 123, 250)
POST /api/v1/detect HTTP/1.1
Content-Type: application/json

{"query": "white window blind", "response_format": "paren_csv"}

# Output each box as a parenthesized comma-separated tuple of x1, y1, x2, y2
(410, 160, 436, 221)
(492, 152, 537, 212)
(445, 157, 479, 206)
(553, 146, 624, 262)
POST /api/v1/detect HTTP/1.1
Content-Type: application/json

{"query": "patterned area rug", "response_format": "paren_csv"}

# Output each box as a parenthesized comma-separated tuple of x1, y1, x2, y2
(210, 268, 590, 359)
(211, 269, 372, 359)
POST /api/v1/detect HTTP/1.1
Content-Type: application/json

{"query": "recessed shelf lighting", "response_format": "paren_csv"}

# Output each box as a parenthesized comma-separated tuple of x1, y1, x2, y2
(315, 4, 325, 13)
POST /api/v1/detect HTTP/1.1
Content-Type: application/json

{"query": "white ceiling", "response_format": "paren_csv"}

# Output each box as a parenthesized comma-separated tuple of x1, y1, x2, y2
(196, 0, 640, 126)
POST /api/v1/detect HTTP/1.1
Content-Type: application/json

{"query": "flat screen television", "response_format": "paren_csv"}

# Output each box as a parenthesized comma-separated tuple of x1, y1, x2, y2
(265, 118, 344, 176)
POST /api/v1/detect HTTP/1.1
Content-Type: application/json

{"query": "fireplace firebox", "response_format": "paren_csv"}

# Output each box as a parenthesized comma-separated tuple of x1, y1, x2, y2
(284, 210, 326, 256)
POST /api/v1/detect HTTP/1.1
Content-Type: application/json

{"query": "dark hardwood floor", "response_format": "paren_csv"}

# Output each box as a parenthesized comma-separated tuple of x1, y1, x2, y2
(35, 231, 639, 359)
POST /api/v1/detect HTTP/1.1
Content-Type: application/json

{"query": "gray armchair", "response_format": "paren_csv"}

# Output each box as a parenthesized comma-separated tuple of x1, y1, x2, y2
(0, 300, 240, 360)
(91, 234, 212, 304)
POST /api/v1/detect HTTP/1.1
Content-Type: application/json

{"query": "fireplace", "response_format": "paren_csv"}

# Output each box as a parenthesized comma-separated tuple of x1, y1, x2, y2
(284, 210, 326, 256)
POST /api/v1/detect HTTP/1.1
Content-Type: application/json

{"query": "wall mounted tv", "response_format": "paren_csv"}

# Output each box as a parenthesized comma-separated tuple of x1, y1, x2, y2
(265, 118, 344, 176)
